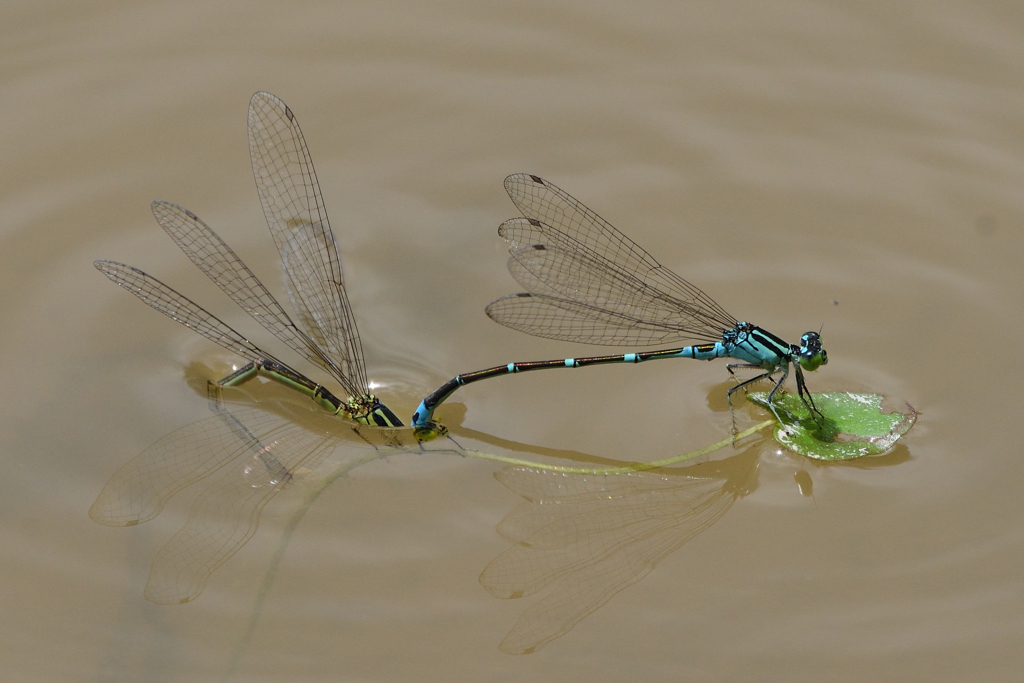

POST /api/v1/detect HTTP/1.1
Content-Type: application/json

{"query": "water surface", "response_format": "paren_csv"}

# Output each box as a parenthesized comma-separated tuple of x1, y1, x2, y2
(2, 1, 1023, 681)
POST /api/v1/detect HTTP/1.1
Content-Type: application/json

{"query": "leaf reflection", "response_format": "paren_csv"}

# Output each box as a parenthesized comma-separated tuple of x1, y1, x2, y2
(482, 449, 759, 654)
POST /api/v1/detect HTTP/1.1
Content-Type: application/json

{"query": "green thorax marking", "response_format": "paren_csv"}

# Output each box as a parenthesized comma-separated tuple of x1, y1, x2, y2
(345, 394, 402, 427)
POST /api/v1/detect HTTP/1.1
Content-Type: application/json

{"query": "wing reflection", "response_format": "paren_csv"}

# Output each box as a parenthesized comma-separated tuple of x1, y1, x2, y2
(481, 449, 759, 654)
(90, 385, 459, 604)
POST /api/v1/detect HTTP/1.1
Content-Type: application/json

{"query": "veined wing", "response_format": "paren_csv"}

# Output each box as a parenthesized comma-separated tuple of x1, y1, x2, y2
(94, 260, 290, 369)
(490, 240, 734, 344)
(502, 173, 667, 278)
(480, 455, 755, 654)
(486, 293, 713, 346)
(150, 200, 355, 396)
(498, 174, 736, 338)
(247, 91, 368, 396)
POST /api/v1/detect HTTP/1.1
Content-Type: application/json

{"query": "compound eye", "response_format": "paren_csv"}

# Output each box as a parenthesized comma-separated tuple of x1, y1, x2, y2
(797, 332, 827, 370)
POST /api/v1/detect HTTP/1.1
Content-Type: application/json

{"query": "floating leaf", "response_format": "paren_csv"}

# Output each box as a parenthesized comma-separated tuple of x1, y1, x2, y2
(747, 392, 916, 460)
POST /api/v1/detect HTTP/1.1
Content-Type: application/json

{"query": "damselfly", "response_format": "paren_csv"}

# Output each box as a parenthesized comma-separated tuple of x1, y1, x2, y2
(97, 92, 404, 430)
(412, 174, 828, 438)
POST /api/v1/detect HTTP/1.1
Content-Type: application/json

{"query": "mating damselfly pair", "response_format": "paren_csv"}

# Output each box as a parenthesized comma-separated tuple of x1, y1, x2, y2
(97, 92, 828, 451)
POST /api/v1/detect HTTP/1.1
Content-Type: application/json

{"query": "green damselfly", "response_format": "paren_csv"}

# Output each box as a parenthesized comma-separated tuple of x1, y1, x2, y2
(97, 92, 402, 429)
(91, 91, 437, 603)
(413, 174, 828, 438)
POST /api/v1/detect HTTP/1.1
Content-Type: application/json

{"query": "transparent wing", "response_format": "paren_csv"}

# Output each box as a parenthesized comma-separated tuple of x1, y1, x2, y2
(487, 240, 733, 344)
(247, 91, 368, 395)
(94, 260, 286, 367)
(480, 456, 755, 654)
(494, 174, 737, 346)
(150, 200, 353, 395)
(486, 293, 706, 346)
(278, 219, 363, 397)
(502, 173, 669, 279)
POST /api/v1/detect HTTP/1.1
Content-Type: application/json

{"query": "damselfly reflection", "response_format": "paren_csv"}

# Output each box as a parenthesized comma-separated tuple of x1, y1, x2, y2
(89, 376, 654, 606)
(90, 383, 464, 604)
(482, 450, 760, 654)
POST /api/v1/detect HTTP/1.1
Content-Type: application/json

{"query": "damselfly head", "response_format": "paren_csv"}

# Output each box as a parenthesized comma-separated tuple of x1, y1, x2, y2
(797, 331, 828, 371)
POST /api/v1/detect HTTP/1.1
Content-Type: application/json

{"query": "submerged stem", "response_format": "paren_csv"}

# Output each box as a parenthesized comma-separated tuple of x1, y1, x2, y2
(457, 419, 774, 475)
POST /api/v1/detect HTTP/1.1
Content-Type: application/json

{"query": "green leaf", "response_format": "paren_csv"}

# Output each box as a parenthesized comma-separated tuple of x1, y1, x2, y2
(746, 392, 916, 460)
